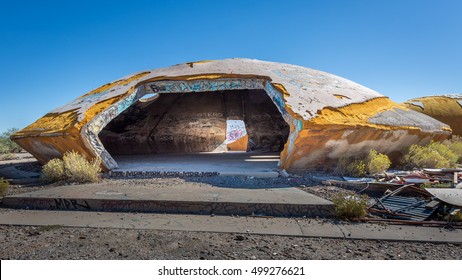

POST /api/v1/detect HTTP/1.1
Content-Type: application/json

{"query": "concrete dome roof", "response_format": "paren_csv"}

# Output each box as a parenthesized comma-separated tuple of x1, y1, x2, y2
(13, 58, 451, 170)
(404, 94, 462, 136)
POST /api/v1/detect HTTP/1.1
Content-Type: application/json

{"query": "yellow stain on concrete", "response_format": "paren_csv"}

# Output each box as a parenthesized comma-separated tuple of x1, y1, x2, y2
(13, 111, 78, 137)
(186, 60, 216, 68)
(227, 135, 249, 152)
(75, 94, 127, 131)
(79, 71, 151, 99)
(11, 71, 451, 171)
(311, 97, 411, 130)
(272, 83, 290, 97)
(13, 128, 96, 165)
(404, 96, 462, 136)
(278, 97, 451, 170)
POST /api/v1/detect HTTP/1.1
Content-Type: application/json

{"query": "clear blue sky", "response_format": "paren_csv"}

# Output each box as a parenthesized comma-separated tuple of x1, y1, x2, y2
(1, 0, 461, 133)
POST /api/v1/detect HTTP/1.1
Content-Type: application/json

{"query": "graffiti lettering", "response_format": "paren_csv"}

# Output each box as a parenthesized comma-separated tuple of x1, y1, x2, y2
(53, 198, 91, 210)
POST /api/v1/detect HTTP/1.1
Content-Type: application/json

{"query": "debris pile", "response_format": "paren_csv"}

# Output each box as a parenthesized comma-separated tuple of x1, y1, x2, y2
(314, 168, 462, 227)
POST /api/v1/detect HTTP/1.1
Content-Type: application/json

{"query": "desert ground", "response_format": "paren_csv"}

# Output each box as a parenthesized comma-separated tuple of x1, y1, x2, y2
(0, 154, 461, 260)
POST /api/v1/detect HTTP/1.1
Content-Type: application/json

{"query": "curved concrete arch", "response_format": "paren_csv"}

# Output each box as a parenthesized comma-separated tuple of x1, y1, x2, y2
(82, 77, 298, 170)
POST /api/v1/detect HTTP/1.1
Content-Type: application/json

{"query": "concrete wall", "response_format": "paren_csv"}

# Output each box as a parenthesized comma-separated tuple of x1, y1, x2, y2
(404, 95, 462, 136)
(99, 89, 289, 155)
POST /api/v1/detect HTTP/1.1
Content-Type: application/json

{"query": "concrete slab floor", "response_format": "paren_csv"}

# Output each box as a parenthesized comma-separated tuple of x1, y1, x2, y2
(112, 152, 280, 175)
(2, 184, 334, 217)
(0, 209, 460, 244)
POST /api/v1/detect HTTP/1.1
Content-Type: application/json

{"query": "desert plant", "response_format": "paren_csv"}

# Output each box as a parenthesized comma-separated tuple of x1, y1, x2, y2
(0, 153, 16, 161)
(420, 182, 451, 189)
(0, 177, 9, 197)
(428, 141, 458, 164)
(332, 192, 369, 220)
(0, 128, 22, 154)
(42, 158, 66, 182)
(38, 224, 63, 232)
(63, 151, 102, 183)
(448, 141, 462, 163)
(366, 150, 391, 175)
(42, 151, 102, 183)
(402, 141, 458, 169)
(335, 157, 366, 177)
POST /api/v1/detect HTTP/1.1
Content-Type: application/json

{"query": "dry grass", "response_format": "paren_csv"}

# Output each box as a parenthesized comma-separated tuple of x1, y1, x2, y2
(0, 177, 9, 197)
(42, 151, 102, 183)
(0, 153, 16, 161)
(335, 157, 366, 177)
(42, 158, 66, 182)
(332, 192, 369, 220)
(336, 149, 391, 177)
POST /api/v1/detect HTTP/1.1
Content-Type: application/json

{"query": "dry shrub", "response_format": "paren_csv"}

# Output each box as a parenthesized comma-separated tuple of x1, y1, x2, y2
(366, 150, 391, 175)
(448, 142, 462, 163)
(42, 158, 66, 181)
(0, 177, 9, 197)
(336, 150, 391, 177)
(0, 153, 16, 161)
(402, 141, 458, 169)
(335, 157, 366, 177)
(42, 151, 101, 183)
(332, 192, 369, 220)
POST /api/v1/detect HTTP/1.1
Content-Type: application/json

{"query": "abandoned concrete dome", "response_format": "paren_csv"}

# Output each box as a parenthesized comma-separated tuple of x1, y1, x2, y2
(12, 58, 451, 171)
(403, 94, 462, 136)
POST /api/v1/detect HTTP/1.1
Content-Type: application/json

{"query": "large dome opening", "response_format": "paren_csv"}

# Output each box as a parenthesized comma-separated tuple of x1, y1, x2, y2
(98, 88, 290, 175)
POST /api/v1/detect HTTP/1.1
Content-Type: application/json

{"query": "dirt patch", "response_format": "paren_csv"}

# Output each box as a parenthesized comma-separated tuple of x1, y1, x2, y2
(0, 225, 460, 260)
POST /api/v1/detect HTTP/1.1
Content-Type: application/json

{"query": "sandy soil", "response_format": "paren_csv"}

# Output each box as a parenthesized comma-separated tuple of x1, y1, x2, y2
(1, 225, 461, 260)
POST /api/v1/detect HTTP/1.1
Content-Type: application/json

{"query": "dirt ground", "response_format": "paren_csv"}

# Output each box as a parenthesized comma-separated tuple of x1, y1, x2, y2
(1, 225, 461, 260)
(1, 155, 461, 260)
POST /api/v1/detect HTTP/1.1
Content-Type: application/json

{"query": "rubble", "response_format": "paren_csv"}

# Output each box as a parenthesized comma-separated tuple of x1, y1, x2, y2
(316, 167, 462, 226)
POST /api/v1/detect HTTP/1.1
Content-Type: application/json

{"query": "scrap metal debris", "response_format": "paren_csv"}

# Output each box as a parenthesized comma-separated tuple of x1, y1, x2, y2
(369, 185, 434, 221)
(314, 168, 462, 225)
(425, 188, 462, 207)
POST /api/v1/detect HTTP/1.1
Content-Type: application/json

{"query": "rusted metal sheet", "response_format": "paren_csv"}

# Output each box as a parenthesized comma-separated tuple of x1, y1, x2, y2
(369, 185, 435, 221)
(370, 195, 435, 221)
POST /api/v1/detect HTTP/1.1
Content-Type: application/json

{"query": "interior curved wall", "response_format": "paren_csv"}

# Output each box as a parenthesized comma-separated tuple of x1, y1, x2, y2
(99, 89, 289, 155)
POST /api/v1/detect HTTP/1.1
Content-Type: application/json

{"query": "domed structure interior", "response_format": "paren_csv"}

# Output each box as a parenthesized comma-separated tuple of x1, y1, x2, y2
(99, 88, 290, 158)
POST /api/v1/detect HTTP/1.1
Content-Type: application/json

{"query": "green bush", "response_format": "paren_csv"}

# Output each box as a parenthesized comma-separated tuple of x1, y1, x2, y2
(402, 141, 458, 169)
(428, 141, 458, 164)
(332, 192, 369, 220)
(0, 177, 9, 197)
(448, 141, 462, 163)
(42, 151, 102, 183)
(336, 150, 391, 177)
(366, 150, 391, 175)
(335, 157, 366, 177)
(0, 128, 22, 154)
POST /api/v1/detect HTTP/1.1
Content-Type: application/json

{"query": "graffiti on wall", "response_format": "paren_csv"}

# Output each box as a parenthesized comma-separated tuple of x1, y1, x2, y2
(148, 79, 264, 95)
(82, 78, 298, 170)
(226, 120, 247, 144)
(264, 82, 291, 123)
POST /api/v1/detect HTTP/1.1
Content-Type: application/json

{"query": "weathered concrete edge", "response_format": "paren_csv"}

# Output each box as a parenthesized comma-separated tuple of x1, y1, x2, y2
(0, 210, 460, 244)
(2, 196, 334, 218)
